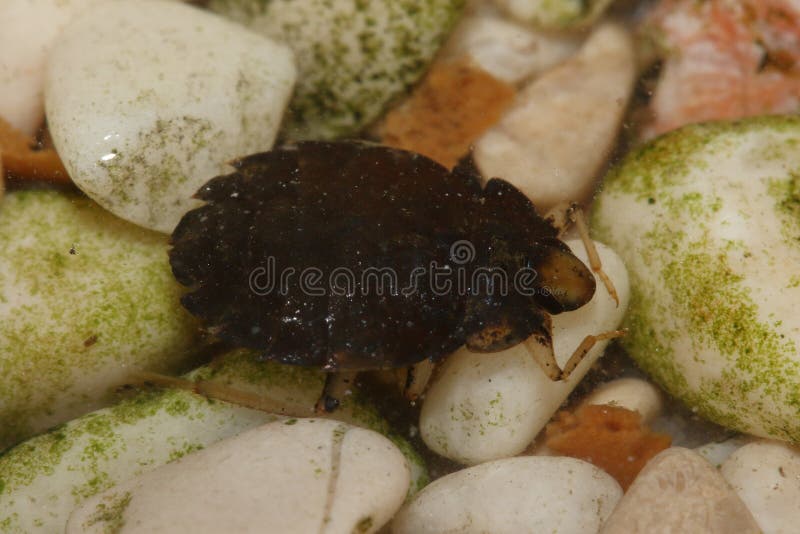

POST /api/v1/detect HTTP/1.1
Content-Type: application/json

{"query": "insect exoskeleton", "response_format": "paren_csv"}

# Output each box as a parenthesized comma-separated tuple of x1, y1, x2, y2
(169, 141, 620, 412)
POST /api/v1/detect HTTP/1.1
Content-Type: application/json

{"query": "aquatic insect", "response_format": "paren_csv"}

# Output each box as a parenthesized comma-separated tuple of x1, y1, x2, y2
(169, 142, 618, 411)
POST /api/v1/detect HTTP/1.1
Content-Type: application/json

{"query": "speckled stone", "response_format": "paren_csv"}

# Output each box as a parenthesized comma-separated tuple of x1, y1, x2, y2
(0, 190, 198, 449)
(45, 0, 296, 233)
(209, 0, 466, 140)
(593, 116, 800, 442)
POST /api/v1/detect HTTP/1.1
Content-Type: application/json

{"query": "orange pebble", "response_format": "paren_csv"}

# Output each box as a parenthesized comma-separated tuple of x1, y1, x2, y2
(0, 117, 70, 183)
(380, 60, 516, 169)
(544, 404, 671, 490)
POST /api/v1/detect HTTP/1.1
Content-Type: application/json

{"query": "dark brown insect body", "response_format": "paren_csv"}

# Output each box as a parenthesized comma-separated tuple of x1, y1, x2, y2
(169, 142, 597, 402)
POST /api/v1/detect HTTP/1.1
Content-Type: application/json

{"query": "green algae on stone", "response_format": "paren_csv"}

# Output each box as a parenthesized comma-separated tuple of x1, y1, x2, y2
(0, 190, 199, 450)
(208, 0, 466, 140)
(84, 491, 132, 533)
(593, 116, 800, 442)
(0, 350, 428, 532)
(0, 387, 274, 533)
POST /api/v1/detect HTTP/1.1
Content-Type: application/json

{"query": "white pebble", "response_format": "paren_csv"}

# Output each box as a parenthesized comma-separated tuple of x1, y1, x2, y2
(474, 22, 635, 211)
(721, 440, 800, 534)
(391, 456, 621, 534)
(582, 377, 664, 423)
(67, 419, 411, 534)
(0, 0, 99, 135)
(601, 447, 761, 534)
(419, 239, 629, 465)
(441, 12, 581, 84)
(46, 0, 296, 233)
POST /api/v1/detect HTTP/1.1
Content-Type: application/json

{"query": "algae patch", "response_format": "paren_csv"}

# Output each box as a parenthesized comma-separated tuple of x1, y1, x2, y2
(85, 491, 132, 534)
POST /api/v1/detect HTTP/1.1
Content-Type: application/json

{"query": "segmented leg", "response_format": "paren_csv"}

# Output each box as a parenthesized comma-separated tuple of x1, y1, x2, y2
(398, 359, 435, 401)
(129, 370, 317, 417)
(521, 315, 626, 381)
(315, 371, 359, 414)
(567, 204, 620, 307)
(558, 330, 626, 380)
(522, 313, 561, 381)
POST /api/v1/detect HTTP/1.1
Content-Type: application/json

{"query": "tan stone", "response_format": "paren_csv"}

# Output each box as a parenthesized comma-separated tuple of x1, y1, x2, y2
(600, 447, 761, 534)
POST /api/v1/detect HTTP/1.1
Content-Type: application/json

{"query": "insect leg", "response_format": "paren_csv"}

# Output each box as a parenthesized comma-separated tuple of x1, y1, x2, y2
(397, 359, 435, 401)
(559, 330, 626, 379)
(522, 313, 562, 381)
(128, 370, 319, 417)
(315, 371, 359, 414)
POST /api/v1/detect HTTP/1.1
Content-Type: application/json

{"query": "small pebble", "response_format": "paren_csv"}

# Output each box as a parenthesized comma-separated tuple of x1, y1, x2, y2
(440, 8, 582, 84)
(419, 239, 629, 465)
(391, 456, 621, 534)
(474, 23, 635, 211)
(46, 0, 296, 232)
(721, 440, 800, 534)
(600, 447, 761, 534)
(582, 377, 665, 424)
(0, 0, 97, 135)
(67, 419, 411, 534)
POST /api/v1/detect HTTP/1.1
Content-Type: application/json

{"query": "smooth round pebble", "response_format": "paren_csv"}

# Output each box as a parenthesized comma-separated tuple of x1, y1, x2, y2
(582, 377, 664, 424)
(46, 0, 296, 233)
(593, 116, 800, 442)
(67, 419, 411, 534)
(209, 0, 465, 140)
(391, 456, 621, 534)
(600, 447, 760, 534)
(420, 239, 629, 465)
(474, 23, 635, 211)
(721, 440, 800, 534)
(0, 0, 98, 135)
(0, 190, 198, 448)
